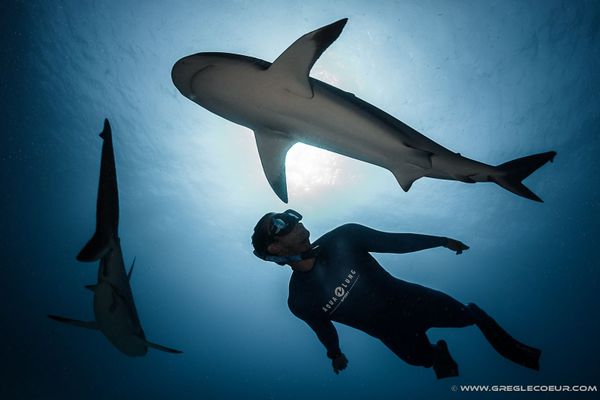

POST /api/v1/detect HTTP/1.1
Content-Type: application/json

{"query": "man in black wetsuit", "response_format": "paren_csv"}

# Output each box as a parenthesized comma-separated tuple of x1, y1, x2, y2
(251, 209, 541, 379)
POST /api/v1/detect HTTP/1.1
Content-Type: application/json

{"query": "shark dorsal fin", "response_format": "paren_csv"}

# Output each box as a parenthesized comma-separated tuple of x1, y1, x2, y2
(268, 18, 348, 98)
(76, 233, 111, 262)
(128, 257, 136, 281)
(254, 127, 297, 203)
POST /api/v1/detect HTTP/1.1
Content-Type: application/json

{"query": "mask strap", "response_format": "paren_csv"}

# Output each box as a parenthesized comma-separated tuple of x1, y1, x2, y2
(255, 245, 320, 266)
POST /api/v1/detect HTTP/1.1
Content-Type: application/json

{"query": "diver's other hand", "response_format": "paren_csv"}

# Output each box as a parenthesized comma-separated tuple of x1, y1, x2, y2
(444, 238, 469, 255)
(332, 353, 348, 374)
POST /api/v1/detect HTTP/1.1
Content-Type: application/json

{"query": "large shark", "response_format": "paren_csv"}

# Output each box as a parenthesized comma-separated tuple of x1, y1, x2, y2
(49, 119, 182, 356)
(172, 18, 556, 203)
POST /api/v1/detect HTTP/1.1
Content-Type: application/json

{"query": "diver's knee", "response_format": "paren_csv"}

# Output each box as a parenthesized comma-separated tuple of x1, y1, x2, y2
(404, 353, 434, 368)
(408, 344, 438, 368)
(464, 303, 480, 324)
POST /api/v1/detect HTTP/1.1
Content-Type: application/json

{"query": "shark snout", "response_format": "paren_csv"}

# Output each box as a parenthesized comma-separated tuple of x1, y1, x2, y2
(172, 54, 219, 102)
(172, 56, 201, 98)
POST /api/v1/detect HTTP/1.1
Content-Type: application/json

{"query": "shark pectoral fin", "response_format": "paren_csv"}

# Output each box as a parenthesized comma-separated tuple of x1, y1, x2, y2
(254, 128, 296, 203)
(84, 284, 98, 292)
(268, 18, 348, 98)
(392, 165, 427, 192)
(145, 339, 183, 354)
(48, 315, 98, 330)
(77, 232, 111, 262)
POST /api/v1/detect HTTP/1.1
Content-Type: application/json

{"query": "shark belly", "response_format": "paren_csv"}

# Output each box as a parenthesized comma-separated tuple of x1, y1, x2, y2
(198, 69, 499, 187)
(260, 80, 497, 181)
(94, 242, 147, 356)
(185, 55, 484, 177)
(94, 282, 147, 356)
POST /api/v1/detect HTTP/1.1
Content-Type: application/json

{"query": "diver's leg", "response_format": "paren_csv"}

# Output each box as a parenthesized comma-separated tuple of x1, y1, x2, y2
(467, 303, 541, 370)
(380, 331, 459, 379)
(380, 331, 435, 367)
(404, 283, 475, 329)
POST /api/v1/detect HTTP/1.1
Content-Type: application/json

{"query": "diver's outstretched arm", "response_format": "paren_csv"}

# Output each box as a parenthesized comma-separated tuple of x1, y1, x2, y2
(336, 223, 468, 255)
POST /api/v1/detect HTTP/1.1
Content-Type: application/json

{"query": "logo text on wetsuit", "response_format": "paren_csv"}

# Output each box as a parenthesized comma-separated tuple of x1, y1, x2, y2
(322, 269, 359, 314)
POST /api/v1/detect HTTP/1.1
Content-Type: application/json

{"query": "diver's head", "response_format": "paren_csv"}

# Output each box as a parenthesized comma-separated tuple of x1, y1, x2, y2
(251, 209, 312, 265)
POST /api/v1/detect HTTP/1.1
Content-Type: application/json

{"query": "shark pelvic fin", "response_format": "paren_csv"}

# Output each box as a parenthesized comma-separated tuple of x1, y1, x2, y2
(269, 18, 348, 98)
(128, 257, 136, 281)
(85, 284, 98, 292)
(390, 146, 432, 191)
(76, 232, 111, 262)
(254, 128, 296, 203)
(392, 165, 427, 192)
(48, 315, 98, 330)
(144, 339, 183, 354)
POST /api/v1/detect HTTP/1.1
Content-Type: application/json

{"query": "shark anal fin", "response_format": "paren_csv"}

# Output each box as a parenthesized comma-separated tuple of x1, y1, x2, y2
(268, 18, 348, 98)
(254, 128, 296, 203)
(48, 315, 98, 330)
(145, 339, 183, 354)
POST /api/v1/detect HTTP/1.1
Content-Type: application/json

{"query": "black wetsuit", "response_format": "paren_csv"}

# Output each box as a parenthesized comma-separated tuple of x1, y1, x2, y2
(288, 223, 474, 367)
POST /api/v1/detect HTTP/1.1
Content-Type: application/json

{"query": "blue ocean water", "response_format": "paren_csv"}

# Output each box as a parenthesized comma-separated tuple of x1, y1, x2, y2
(1, 0, 599, 398)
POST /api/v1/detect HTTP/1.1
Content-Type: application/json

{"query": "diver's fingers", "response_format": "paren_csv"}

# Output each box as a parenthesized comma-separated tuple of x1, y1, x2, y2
(445, 238, 469, 254)
(332, 354, 348, 374)
(457, 242, 470, 255)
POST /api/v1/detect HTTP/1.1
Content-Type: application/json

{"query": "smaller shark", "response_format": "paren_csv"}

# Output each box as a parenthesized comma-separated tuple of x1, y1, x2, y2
(49, 119, 182, 356)
(172, 18, 556, 203)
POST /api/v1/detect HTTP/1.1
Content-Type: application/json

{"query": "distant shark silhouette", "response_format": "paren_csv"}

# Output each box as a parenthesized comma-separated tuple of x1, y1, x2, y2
(49, 119, 182, 356)
(172, 18, 556, 203)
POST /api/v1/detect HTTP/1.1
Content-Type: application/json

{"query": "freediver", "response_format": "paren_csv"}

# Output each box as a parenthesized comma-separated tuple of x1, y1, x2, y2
(251, 210, 541, 379)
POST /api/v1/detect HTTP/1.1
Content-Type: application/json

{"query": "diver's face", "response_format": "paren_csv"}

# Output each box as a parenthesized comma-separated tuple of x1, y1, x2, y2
(271, 223, 311, 256)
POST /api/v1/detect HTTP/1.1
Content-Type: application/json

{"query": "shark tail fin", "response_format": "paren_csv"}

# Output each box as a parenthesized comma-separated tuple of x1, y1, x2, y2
(490, 151, 556, 202)
(145, 339, 183, 354)
(76, 231, 111, 262)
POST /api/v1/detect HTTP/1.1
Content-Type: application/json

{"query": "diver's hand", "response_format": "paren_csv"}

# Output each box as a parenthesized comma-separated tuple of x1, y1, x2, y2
(444, 238, 469, 255)
(332, 353, 348, 374)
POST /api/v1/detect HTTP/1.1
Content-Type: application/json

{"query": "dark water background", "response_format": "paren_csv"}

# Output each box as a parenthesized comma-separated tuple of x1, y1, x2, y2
(2, 0, 599, 398)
